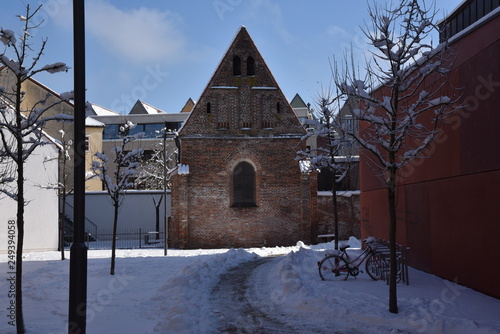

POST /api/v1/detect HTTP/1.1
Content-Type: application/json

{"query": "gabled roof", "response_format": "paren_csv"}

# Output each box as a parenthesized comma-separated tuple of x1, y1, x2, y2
(290, 93, 308, 109)
(129, 100, 166, 115)
(86, 103, 119, 116)
(180, 26, 305, 137)
(180, 98, 195, 113)
(85, 116, 105, 127)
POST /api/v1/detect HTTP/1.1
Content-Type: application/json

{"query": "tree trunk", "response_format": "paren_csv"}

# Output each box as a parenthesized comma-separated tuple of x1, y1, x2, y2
(60, 192, 66, 260)
(110, 202, 119, 275)
(331, 174, 339, 250)
(388, 166, 398, 314)
(154, 196, 163, 240)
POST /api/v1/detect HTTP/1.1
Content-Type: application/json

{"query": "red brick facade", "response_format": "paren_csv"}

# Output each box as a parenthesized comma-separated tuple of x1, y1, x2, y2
(170, 27, 317, 248)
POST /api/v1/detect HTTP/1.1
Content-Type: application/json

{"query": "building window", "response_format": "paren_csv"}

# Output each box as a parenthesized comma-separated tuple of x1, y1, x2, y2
(276, 101, 281, 113)
(232, 161, 256, 207)
(233, 55, 241, 76)
(207, 102, 211, 114)
(247, 56, 255, 76)
(85, 135, 90, 152)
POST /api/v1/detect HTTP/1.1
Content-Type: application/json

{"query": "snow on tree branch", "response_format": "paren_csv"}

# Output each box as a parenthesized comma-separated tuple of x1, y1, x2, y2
(333, 0, 460, 175)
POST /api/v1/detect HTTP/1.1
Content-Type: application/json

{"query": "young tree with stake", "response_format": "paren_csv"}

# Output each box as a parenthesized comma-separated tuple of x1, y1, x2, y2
(333, 0, 459, 313)
(0, 5, 72, 333)
(90, 121, 143, 275)
(296, 92, 355, 250)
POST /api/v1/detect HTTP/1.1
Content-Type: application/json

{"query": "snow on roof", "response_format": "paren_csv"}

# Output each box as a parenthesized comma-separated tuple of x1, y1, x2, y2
(88, 103, 119, 116)
(139, 100, 166, 114)
(85, 116, 105, 127)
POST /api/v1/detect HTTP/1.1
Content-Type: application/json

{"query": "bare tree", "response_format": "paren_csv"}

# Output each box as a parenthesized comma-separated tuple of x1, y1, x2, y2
(0, 5, 72, 333)
(57, 129, 72, 260)
(296, 91, 355, 250)
(135, 130, 178, 190)
(90, 121, 143, 275)
(333, 0, 459, 313)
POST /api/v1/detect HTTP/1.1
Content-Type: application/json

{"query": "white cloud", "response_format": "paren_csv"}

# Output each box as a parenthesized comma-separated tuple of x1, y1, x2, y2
(87, 0, 186, 63)
(246, 0, 295, 45)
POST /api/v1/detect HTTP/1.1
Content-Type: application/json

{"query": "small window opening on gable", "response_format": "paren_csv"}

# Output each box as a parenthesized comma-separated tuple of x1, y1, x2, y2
(232, 161, 256, 207)
(276, 101, 281, 113)
(247, 56, 255, 76)
(206, 102, 211, 114)
(233, 55, 241, 76)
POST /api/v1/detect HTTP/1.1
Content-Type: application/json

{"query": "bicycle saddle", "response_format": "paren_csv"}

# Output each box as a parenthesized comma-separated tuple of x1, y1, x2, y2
(340, 244, 350, 252)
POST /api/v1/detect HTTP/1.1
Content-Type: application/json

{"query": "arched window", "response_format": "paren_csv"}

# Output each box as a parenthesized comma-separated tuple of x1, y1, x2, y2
(233, 55, 241, 76)
(247, 56, 255, 76)
(232, 161, 256, 207)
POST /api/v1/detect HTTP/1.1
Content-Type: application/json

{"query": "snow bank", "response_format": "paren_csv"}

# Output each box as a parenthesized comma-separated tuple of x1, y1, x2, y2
(255, 244, 500, 334)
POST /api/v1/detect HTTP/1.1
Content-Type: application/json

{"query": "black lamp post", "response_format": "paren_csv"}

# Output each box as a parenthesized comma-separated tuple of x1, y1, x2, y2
(69, 0, 88, 332)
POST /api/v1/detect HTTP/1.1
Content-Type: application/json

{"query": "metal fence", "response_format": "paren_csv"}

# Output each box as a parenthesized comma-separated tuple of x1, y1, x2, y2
(65, 228, 166, 250)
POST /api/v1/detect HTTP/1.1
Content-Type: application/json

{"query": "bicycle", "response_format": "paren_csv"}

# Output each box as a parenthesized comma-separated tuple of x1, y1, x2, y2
(318, 237, 387, 281)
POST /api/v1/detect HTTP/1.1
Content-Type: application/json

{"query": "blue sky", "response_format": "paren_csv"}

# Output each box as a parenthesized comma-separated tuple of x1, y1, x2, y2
(2, 0, 460, 114)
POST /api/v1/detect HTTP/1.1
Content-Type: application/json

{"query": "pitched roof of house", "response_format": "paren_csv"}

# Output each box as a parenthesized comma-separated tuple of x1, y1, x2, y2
(129, 100, 166, 115)
(180, 98, 195, 113)
(290, 93, 308, 109)
(85, 116, 105, 127)
(86, 103, 119, 116)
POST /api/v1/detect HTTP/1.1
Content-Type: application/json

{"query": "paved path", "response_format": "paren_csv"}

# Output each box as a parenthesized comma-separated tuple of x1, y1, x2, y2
(209, 257, 339, 334)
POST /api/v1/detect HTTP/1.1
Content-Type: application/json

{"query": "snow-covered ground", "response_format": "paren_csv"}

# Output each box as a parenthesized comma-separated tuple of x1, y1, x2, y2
(1, 238, 499, 333)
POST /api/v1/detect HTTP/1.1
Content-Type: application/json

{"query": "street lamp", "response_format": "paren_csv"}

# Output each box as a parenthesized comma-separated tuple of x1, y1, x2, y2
(69, 1, 87, 333)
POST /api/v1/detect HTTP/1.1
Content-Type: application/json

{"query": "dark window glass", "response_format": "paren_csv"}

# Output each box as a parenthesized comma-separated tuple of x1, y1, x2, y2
(450, 17, 456, 36)
(457, 11, 464, 32)
(144, 123, 164, 138)
(464, 4, 470, 27)
(247, 56, 255, 76)
(233, 162, 256, 206)
(471, 0, 478, 24)
(103, 124, 120, 139)
(276, 101, 281, 113)
(207, 102, 211, 114)
(128, 124, 145, 137)
(485, 0, 492, 12)
(233, 55, 241, 76)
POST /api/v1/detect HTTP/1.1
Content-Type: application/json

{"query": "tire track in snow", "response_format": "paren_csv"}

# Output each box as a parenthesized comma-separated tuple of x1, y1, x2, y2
(210, 257, 293, 333)
(209, 256, 342, 334)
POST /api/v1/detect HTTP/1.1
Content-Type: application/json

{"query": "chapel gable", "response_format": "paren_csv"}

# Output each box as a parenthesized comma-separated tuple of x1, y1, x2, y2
(180, 26, 305, 137)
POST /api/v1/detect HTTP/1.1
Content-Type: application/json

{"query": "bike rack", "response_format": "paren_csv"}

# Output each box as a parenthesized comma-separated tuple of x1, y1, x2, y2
(373, 239, 410, 285)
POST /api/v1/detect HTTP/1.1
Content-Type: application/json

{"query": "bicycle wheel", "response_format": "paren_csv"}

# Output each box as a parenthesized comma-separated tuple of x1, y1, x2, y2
(318, 255, 349, 281)
(365, 253, 387, 281)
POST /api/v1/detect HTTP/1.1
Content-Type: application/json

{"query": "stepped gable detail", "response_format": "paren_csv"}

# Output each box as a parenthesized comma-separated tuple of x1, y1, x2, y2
(180, 26, 305, 137)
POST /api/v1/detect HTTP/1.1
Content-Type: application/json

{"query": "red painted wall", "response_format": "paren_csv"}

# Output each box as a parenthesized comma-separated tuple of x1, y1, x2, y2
(360, 12, 500, 298)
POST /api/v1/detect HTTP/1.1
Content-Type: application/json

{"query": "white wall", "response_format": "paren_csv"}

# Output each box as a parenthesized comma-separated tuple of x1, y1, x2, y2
(66, 190, 171, 232)
(0, 138, 60, 253)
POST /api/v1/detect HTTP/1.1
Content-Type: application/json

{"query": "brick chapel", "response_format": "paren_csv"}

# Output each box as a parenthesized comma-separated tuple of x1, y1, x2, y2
(169, 26, 317, 249)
